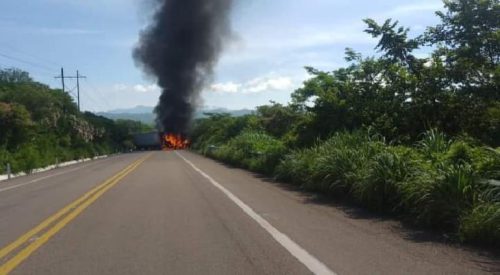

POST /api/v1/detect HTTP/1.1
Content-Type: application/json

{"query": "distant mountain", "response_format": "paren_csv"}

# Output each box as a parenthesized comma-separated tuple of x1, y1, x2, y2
(195, 107, 253, 118)
(97, 112, 155, 124)
(98, 106, 253, 125)
(106, 105, 154, 114)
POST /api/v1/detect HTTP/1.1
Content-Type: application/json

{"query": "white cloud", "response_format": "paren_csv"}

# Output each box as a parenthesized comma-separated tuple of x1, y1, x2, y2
(210, 82, 241, 93)
(245, 76, 293, 93)
(112, 83, 160, 93)
(133, 84, 159, 93)
(209, 76, 294, 94)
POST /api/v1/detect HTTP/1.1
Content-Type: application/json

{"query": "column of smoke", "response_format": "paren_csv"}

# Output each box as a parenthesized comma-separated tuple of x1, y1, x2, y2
(133, 0, 234, 134)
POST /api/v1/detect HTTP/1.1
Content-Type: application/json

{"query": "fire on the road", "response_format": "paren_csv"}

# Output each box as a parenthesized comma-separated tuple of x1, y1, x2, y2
(162, 133, 189, 150)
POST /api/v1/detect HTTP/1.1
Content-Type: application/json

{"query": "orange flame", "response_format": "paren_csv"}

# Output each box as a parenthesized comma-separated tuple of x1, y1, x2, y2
(163, 133, 189, 150)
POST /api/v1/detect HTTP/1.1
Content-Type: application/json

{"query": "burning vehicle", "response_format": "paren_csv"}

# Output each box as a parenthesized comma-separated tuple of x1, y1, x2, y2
(162, 133, 190, 150)
(133, 132, 189, 150)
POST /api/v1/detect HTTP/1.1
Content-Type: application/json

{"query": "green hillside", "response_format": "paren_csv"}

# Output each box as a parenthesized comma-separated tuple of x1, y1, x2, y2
(0, 69, 152, 174)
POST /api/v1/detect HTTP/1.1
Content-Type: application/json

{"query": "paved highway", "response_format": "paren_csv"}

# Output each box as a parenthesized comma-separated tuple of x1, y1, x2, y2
(0, 151, 498, 274)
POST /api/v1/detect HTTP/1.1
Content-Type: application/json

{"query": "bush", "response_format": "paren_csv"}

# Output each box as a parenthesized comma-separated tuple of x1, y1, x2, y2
(198, 124, 500, 245)
(212, 131, 286, 175)
(418, 129, 452, 162)
(275, 147, 321, 185)
(471, 147, 500, 180)
(0, 148, 10, 174)
(12, 145, 42, 174)
(311, 133, 379, 194)
(399, 163, 480, 229)
(459, 202, 500, 246)
(352, 147, 417, 211)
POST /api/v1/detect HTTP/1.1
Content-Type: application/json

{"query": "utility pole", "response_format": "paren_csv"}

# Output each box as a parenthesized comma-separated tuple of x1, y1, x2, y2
(55, 68, 86, 111)
(55, 67, 65, 92)
(76, 70, 82, 111)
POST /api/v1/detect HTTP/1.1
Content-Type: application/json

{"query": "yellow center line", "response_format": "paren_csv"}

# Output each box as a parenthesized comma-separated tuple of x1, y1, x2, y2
(0, 155, 145, 260)
(0, 153, 151, 274)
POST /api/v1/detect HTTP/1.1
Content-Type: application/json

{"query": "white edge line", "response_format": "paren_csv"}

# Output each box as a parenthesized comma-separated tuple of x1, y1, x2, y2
(175, 151, 336, 275)
(0, 156, 113, 193)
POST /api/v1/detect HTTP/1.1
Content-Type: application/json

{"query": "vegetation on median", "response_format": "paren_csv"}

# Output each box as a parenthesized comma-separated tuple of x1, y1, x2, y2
(190, 0, 500, 246)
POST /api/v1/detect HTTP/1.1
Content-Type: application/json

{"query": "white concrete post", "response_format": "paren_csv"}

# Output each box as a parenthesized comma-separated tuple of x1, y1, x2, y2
(6, 163, 11, 180)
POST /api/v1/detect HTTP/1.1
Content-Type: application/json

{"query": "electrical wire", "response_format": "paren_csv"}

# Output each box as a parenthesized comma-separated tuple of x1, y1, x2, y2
(0, 52, 57, 74)
(83, 78, 113, 111)
(0, 43, 60, 67)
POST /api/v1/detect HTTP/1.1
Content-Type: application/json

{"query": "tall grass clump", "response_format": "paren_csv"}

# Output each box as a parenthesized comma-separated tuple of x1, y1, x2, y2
(458, 158, 500, 245)
(459, 201, 500, 246)
(309, 132, 384, 195)
(275, 129, 500, 245)
(352, 146, 418, 212)
(275, 147, 321, 185)
(211, 131, 286, 175)
(277, 131, 396, 205)
(393, 131, 500, 244)
(203, 127, 499, 245)
(399, 162, 479, 229)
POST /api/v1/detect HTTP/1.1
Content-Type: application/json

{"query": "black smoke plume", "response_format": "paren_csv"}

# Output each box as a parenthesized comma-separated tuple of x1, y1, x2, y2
(134, 0, 233, 134)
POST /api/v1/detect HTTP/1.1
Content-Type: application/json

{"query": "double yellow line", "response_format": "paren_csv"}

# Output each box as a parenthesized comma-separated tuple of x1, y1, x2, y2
(0, 154, 151, 274)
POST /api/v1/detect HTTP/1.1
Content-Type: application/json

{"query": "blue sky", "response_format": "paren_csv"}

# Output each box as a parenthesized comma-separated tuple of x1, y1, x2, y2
(0, 0, 444, 112)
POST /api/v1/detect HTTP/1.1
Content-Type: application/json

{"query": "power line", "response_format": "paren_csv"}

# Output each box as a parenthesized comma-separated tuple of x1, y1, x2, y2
(55, 68, 86, 111)
(0, 52, 57, 73)
(0, 43, 60, 67)
(77, 79, 108, 112)
(83, 78, 113, 111)
(81, 89, 106, 112)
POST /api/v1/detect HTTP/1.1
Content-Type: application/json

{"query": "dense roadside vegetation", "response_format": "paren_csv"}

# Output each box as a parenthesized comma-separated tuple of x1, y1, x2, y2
(0, 69, 152, 174)
(190, 0, 500, 246)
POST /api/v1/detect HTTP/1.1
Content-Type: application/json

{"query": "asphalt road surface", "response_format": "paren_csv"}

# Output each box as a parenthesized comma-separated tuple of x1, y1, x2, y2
(0, 151, 498, 274)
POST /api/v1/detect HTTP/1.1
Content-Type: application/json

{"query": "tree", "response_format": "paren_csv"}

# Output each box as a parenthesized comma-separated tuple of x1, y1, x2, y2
(424, 0, 499, 100)
(0, 68, 32, 83)
(364, 19, 420, 66)
(0, 102, 33, 149)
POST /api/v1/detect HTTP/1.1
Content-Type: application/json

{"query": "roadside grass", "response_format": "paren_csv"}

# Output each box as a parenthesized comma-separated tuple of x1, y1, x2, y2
(209, 131, 286, 175)
(199, 130, 500, 246)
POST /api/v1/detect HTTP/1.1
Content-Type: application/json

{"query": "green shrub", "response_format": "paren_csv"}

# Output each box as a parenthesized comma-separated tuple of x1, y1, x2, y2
(459, 202, 500, 246)
(0, 148, 10, 174)
(275, 147, 321, 186)
(311, 139, 374, 194)
(399, 163, 479, 229)
(202, 127, 500, 245)
(13, 145, 42, 174)
(276, 131, 379, 193)
(445, 141, 474, 165)
(213, 131, 286, 175)
(470, 147, 500, 180)
(418, 129, 452, 161)
(352, 147, 417, 211)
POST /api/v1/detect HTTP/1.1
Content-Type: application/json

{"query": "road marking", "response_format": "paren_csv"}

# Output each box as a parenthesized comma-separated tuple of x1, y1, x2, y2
(0, 154, 150, 274)
(0, 156, 143, 260)
(175, 151, 336, 275)
(0, 157, 115, 193)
